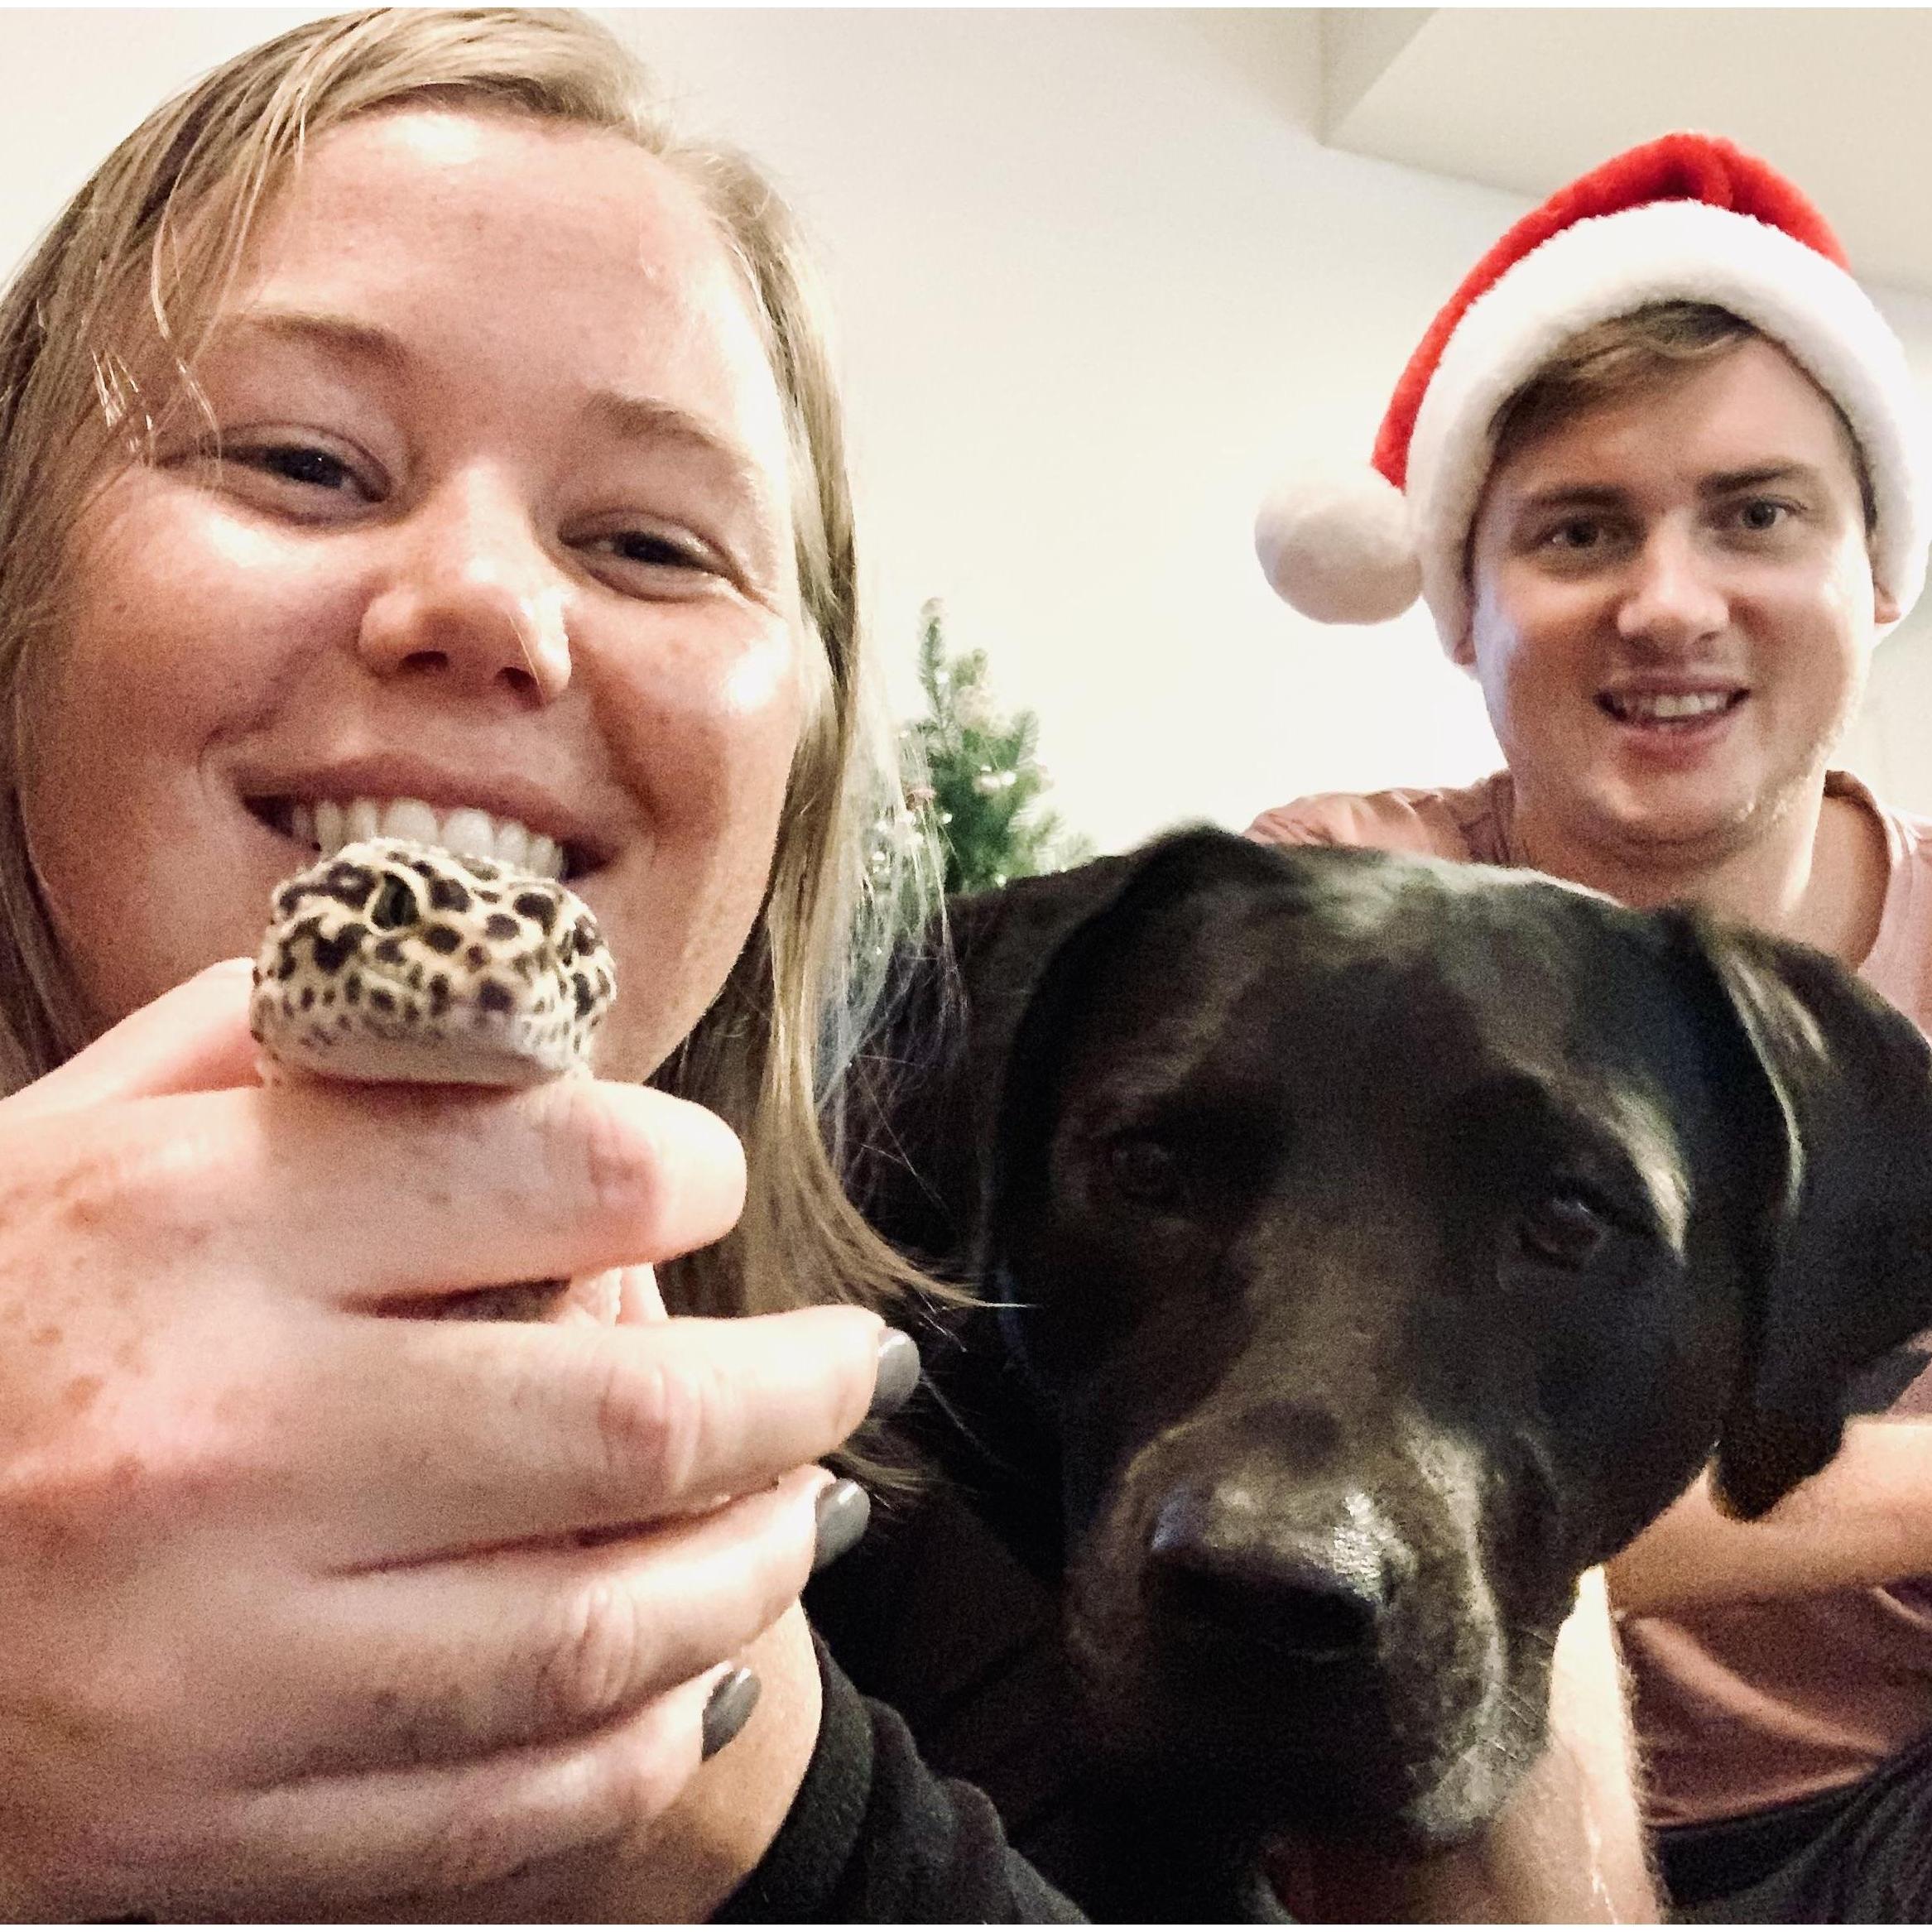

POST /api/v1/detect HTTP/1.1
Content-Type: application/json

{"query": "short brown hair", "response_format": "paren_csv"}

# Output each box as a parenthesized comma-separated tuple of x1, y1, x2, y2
(1487, 300, 1877, 531)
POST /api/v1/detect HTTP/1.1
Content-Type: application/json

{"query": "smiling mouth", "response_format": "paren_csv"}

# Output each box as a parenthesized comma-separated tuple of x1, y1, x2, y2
(248, 795, 586, 880)
(1597, 690, 1747, 728)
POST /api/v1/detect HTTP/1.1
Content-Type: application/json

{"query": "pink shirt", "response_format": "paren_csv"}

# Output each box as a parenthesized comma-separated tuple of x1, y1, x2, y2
(1249, 770, 1932, 1828)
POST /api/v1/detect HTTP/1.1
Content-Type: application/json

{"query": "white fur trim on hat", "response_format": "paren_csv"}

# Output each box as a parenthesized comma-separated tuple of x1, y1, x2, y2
(1407, 198, 1931, 652)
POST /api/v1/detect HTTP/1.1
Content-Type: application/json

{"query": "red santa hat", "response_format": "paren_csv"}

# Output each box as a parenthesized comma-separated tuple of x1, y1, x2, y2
(1255, 132, 1930, 650)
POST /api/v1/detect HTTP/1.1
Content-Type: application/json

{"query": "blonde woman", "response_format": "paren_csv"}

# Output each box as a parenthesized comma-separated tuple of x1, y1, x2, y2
(0, 9, 1083, 1919)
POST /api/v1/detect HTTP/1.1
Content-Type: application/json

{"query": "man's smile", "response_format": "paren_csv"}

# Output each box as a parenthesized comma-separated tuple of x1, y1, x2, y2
(1598, 685, 1749, 731)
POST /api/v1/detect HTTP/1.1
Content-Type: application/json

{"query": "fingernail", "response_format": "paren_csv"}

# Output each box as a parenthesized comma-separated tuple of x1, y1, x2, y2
(700, 1665, 761, 1760)
(869, 1327, 921, 1418)
(812, 1476, 872, 1572)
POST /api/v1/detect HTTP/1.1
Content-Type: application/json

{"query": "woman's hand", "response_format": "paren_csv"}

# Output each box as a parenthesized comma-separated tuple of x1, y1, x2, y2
(393, 1600, 831, 1923)
(0, 961, 889, 1920)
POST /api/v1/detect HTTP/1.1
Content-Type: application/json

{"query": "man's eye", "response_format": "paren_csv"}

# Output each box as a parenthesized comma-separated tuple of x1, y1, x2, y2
(1545, 518, 1603, 551)
(1733, 498, 1791, 534)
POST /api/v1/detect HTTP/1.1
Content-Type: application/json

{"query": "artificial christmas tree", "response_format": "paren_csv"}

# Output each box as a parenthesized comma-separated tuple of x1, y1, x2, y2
(895, 602, 1089, 896)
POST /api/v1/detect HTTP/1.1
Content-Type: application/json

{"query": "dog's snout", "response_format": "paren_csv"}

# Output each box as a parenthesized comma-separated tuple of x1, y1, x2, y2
(1145, 1482, 1391, 1661)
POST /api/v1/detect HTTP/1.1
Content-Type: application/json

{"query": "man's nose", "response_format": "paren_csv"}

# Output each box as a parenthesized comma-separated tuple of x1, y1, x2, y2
(356, 477, 572, 702)
(1615, 525, 1728, 652)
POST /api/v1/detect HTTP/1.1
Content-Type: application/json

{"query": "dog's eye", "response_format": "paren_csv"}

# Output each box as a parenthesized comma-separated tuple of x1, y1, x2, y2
(1517, 1189, 1610, 1268)
(1107, 1136, 1185, 1212)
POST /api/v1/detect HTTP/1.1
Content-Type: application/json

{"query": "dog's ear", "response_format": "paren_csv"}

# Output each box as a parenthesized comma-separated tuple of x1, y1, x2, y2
(1671, 913, 1932, 1519)
(839, 848, 1157, 1266)
(978, 829, 1296, 1276)
(944, 853, 1143, 1105)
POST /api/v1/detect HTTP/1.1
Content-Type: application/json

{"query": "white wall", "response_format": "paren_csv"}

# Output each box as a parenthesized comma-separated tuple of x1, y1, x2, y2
(3, 8, 1928, 848)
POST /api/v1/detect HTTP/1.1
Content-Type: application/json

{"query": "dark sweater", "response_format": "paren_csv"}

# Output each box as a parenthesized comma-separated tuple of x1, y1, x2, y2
(717, 1636, 1082, 1924)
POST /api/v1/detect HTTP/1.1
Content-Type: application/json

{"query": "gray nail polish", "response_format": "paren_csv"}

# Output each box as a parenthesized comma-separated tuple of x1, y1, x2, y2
(812, 1476, 872, 1572)
(701, 1665, 761, 1761)
(868, 1327, 921, 1418)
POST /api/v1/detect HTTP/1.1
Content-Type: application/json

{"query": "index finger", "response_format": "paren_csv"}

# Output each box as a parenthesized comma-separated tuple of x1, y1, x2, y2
(103, 1075, 749, 1305)
(284, 1304, 901, 1565)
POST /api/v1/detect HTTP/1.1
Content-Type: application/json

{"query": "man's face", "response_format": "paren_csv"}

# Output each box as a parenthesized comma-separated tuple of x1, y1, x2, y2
(1461, 338, 1896, 866)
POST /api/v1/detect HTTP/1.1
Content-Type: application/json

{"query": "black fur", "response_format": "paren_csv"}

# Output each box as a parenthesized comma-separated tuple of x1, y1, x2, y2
(843, 828, 1932, 1910)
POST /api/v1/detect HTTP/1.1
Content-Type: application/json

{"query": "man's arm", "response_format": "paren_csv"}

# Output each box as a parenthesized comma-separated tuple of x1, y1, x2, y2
(1608, 1418, 1932, 1615)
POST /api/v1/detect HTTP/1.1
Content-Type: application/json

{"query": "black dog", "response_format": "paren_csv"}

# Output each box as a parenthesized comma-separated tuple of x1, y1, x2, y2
(832, 828, 1932, 1917)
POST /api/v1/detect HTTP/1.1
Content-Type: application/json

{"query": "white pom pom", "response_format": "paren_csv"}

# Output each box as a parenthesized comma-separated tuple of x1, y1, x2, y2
(1254, 466, 1421, 625)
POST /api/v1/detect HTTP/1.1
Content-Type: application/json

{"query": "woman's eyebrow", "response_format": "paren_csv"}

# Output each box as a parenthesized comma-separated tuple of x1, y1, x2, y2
(581, 389, 769, 501)
(207, 307, 414, 377)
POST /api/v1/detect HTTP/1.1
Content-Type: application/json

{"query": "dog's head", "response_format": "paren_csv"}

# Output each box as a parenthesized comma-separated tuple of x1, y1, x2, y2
(954, 829, 1932, 1846)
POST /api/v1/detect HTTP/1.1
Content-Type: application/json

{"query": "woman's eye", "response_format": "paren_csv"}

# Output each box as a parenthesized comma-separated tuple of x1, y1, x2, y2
(589, 530, 709, 574)
(1516, 1188, 1611, 1269)
(204, 438, 382, 514)
(252, 446, 352, 490)
(225, 441, 364, 492)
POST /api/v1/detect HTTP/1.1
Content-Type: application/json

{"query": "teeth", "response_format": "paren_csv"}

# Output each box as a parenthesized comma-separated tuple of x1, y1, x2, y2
(439, 806, 495, 858)
(494, 819, 530, 870)
(380, 798, 440, 845)
(291, 795, 568, 878)
(1613, 690, 1733, 723)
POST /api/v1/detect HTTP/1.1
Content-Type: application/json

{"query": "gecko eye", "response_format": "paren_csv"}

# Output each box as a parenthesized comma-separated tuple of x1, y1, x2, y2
(369, 874, 422, 930)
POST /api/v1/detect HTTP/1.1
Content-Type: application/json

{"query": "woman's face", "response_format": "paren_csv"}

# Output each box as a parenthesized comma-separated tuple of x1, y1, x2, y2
(22, 108, 813, 1079)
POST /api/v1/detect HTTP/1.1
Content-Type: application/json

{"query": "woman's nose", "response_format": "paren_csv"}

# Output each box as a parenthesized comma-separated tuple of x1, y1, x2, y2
(356, 478, 572, 702)
(1615, 526, 1728, 652)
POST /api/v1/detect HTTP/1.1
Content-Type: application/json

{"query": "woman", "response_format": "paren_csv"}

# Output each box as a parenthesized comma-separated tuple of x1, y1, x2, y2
(0, 8, 1072, 1919)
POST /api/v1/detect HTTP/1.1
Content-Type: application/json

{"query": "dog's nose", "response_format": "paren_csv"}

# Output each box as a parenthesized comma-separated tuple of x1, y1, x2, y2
(1145, 1482, 1391, 1660)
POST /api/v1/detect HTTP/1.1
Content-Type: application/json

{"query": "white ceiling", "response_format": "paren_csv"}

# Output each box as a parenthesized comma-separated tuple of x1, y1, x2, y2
(1322, 8, 1932, 296)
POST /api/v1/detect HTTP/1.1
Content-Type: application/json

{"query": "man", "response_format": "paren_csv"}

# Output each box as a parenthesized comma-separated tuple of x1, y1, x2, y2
(1252, 132, 1932, 1921)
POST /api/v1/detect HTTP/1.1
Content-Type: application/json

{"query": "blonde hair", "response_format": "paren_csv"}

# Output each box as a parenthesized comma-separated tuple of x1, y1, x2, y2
(0, 7, 933, 1325)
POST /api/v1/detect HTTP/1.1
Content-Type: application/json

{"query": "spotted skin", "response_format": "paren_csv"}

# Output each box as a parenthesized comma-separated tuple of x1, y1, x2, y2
(251, 836, 618, 1319)
(252, 838, 614, 1084)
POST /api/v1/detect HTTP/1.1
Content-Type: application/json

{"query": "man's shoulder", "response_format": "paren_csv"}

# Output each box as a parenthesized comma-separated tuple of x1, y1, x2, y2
(1830, 771, 1932, 1032)
(1247, 772, 1513, 864)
